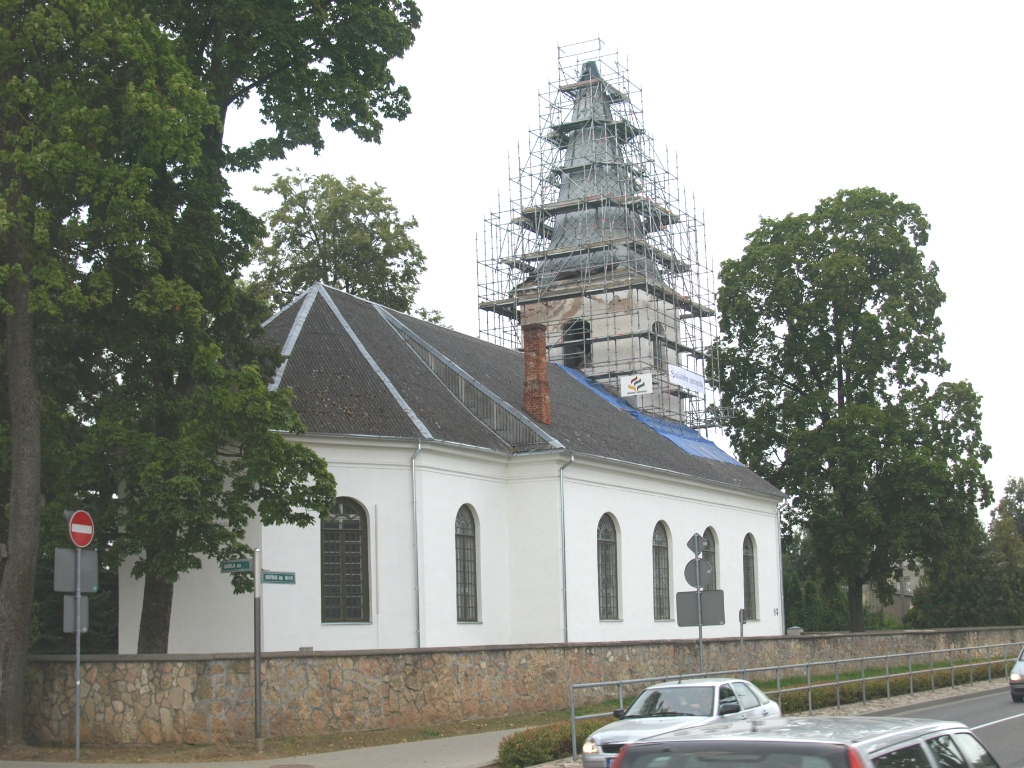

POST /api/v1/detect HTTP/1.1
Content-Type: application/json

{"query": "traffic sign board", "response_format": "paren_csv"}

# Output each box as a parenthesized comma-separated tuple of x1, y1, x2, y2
(683, 557, 713, 588)
(220, 559, 254, 573)
(262, 571, 295, 584)
(686, 533, 706, 554)
(68, 510, 94, 548)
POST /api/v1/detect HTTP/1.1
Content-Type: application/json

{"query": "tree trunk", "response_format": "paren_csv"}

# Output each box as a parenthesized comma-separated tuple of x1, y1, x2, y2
(0, 268, 44, 745)
(848, 577, 866, 632)
(137, 571, 175, 654)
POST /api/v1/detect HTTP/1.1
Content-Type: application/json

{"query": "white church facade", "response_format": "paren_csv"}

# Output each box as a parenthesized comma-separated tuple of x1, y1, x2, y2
(119, 285, 785, 654)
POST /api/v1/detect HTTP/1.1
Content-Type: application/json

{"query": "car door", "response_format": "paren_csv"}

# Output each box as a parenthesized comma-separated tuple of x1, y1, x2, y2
(734, 682, 773, 719)
(716, 684, 744, 722)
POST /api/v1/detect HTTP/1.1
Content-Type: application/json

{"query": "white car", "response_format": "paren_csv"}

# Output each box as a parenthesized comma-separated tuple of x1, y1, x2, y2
(581, 678, 782, 768)
(1010, 647, 1024, 702)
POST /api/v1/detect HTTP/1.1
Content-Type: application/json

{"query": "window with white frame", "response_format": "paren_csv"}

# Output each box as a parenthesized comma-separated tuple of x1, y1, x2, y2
(455, 505, 478, 622)
(742, 533, 757, 620)
(653, 522, 671, 619)
(321, 498, 370, 623)
(597, 514, 619, 620)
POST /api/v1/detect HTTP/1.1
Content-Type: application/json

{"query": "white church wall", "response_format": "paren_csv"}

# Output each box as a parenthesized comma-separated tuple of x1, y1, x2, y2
(505, 456, 564, 644)
(415, 444, 513, 648)
(118, 518, 263, 655)
(562, 457, 783, 644)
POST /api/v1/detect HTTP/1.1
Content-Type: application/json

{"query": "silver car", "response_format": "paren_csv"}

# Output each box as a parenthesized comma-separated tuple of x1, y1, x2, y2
(581, 678, 781, 768)
(1009, 647, 1024, 702)
(619, 716, 999, 768)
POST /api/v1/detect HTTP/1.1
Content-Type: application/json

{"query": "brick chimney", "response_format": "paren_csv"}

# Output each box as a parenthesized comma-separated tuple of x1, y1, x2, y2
(522, 323, 551, 425)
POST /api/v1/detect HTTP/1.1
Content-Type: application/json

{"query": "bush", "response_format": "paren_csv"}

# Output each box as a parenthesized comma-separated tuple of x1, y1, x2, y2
(498, 717, 613, 768)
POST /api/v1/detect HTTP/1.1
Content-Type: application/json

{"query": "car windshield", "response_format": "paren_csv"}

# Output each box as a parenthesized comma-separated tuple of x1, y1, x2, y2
(621, 742, 848, 768)
(624, 687, 715, 718)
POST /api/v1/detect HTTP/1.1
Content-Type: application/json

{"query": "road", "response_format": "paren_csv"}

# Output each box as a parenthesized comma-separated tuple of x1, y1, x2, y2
(868, 687, 1023, 768)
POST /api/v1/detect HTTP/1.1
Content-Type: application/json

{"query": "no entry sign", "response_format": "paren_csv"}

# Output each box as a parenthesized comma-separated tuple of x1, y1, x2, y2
(68, 510, 94, 548)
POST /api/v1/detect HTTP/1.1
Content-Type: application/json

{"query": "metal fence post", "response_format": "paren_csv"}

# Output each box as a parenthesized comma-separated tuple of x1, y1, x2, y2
(861, 658, 866, 704)
(570, 686, 577, 761)
(835, 662, 840, 709)
(968, 647, 973, 684)
(930, 651, 934, 692)
(807, 665, 813, 714)
(885, 656, 890, 699)
(776, 666, 782, 710)
(987, 645, 991, 682)
(909, 653, 913, 695)
(950, 649, 955, 687)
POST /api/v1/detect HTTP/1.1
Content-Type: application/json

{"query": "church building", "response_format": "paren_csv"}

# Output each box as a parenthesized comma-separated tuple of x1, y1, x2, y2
(118, 47, 785, 654)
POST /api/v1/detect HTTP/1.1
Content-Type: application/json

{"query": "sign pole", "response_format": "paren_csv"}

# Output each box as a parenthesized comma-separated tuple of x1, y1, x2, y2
(253, 548, 263, 753)
(75, 545, 81, 763)
(693, 534, 704, 675)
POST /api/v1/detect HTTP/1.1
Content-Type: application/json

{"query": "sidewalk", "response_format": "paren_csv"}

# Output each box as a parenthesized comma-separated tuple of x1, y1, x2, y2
(0, 728, 513, 768)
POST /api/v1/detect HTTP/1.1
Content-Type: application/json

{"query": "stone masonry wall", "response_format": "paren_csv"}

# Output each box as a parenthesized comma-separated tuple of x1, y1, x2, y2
(25, 626, 1024, 746)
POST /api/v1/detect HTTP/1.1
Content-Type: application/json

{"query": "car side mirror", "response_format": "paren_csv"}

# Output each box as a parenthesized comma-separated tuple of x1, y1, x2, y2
(612, 709, 626, 719)
(718, 701, 741, 715)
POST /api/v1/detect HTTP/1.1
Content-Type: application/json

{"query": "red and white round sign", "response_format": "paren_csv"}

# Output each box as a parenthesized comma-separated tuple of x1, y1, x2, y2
(68, 510, 94, 548)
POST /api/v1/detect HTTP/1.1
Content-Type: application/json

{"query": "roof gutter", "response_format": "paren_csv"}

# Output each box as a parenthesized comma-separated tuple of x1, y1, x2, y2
(411, 441, 423, 648)
(558, 452, 574, 643)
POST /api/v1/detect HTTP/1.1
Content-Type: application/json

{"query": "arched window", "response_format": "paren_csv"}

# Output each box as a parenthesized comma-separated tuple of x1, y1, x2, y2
(702, 527, 717, 591)
(456, 505, 478, 622)
(597, 514, 619, 620)
(321, 498, 369, 623)
(743, 534, 757, 621)
(652, 522, 671, 620)
(563, 319, 592, 369)
(651, 322, 667, 369)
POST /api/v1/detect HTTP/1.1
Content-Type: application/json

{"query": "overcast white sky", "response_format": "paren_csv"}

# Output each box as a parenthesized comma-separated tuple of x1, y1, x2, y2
(225, 1, 1023, 512)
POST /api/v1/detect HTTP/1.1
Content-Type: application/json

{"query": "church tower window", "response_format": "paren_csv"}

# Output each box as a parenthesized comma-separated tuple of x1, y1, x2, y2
(562, 319, 591, 369)
(321, 498, 369, 623)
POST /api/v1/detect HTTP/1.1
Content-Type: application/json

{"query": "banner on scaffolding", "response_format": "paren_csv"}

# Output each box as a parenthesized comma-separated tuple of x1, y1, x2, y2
(669, 364, 705, 395)
(619, 373, 652, 397)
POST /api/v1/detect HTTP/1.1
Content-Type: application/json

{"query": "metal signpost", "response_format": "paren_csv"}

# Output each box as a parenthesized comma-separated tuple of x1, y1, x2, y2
(63, 510, 94, 762)
(677, 532, 726, 675)
(739, 608, 747, 677)
(219, 551, 295, 752)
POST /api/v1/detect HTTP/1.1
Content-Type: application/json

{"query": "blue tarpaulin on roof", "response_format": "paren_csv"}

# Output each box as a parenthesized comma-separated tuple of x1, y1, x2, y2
(556, 365, 742, 466)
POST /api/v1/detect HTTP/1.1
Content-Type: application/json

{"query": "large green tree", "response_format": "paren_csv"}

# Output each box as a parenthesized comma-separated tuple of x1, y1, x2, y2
(253, 173, 427, 312)
(0, 0, 216, 743)
(93, 0, 421, 652)
(718, 188, 993, 631)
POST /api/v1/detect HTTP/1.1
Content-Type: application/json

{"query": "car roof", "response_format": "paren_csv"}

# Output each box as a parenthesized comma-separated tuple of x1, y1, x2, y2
(646, 716, 966, 750)
(646, 678, 744, 689)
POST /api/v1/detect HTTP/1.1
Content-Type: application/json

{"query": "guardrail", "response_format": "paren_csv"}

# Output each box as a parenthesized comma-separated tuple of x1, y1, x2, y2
(569, 640, 1022, 760)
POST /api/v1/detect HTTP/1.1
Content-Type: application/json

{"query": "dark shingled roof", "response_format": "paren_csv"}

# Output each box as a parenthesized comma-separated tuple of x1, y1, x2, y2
(261, 285, 781, 498)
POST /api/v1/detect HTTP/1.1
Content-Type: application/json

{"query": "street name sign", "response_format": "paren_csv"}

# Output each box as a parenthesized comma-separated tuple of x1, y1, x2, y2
(262, 571, 296, 584)
(220, 559, 254, 573)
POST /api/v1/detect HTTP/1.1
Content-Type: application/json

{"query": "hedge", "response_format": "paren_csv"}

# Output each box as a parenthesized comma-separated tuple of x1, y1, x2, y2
(497, 717, 613, 768)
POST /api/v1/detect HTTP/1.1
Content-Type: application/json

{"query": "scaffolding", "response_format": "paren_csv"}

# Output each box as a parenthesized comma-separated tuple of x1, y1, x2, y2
(478, 40, 725, 431)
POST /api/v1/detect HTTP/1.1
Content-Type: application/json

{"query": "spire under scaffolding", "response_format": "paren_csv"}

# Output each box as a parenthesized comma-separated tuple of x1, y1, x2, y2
(478, 40, 727, 432)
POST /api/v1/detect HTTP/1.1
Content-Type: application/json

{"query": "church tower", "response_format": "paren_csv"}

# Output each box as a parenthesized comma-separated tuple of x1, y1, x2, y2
(479, 41, 721, 429)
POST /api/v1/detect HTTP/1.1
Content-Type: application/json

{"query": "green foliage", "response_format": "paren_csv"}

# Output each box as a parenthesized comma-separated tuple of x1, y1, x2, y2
(718, 188, 993, 630)
(253, 173, 427, 313)
(497, 718, 611, 768)
(907, 478, 1024, 628)
(996, 476, 1024, 538)
(783, 535, 849, 633)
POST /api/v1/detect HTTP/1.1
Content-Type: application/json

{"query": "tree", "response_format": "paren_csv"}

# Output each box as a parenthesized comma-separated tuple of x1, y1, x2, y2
(90, 0, 421, 652)
(0, 0, 217, 743)
(996, 477, 1024, 538)
(253, 173, 427, 313)
(718, 188, 993, 632)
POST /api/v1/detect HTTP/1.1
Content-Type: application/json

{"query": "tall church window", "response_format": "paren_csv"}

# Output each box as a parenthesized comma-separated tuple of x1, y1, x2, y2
(321, 498, 369, 622)
(597, 514, 619, 620)
(703, 527, 717, 590)
(652, 522, 671, 620)
(743, 533, 758, 621)
(456, 505, 478, 622)
(651, 322, 667, 369)
(563, 319, 591, 369)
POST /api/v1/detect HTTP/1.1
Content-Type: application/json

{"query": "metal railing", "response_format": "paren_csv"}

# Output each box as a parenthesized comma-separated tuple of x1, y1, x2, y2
(569, 641, 1022, 760)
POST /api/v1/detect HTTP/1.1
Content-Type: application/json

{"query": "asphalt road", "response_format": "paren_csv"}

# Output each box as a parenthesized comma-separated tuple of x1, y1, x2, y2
(868, 687, 1023, 768)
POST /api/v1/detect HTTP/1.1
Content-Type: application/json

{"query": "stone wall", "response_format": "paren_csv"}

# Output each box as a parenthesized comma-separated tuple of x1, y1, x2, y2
(25, 626, 1024, 746)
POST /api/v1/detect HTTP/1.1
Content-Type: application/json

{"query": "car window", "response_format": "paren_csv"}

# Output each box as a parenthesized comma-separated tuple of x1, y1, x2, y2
(927, 735, 967, 768)
(734, 682, 762, 710)
(624, 686, 716, 718)
(950, 733, 998, 768)
(718, 684, 737, 709)
(873, 743, 933, 768)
